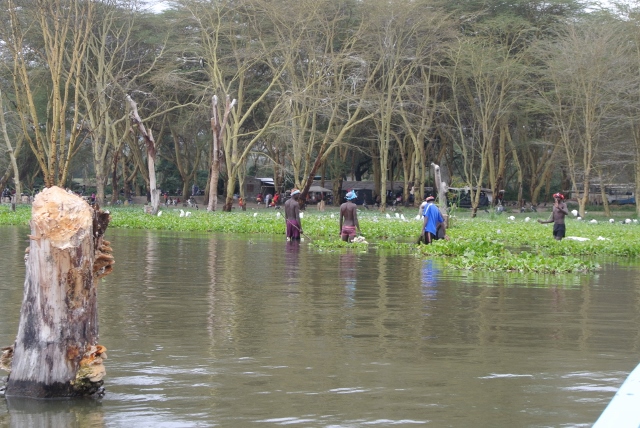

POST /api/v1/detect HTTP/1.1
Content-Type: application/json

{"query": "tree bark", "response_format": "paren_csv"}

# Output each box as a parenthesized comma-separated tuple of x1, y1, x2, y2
(209, 95, 236, 212)
(126, 95, 160, 214)
(4, 186, 114, 398)
(0, 88, 21, 207)
(208, 96, 221, 212)
(432, 163, 449, 226)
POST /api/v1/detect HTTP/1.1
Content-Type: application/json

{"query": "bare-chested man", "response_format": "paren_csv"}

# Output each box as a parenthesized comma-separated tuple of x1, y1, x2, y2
(537, 192, 569, 240)
(340, 190, 361, 242)
(285, 189, 302, 241)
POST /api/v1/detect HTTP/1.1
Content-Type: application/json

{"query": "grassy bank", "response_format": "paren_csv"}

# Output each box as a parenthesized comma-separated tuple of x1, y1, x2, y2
(3, 203, 640, 274)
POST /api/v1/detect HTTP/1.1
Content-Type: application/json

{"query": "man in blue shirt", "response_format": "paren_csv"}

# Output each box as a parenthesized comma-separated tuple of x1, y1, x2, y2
(422, 196, 445, 244)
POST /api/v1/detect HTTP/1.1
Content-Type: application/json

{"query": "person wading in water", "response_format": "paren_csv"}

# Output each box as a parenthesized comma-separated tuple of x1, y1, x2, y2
(340, 190, 361, 242)
(285, 189, 302, 241)
(537, 192, 569, 240)
(421, 195, 446, 244)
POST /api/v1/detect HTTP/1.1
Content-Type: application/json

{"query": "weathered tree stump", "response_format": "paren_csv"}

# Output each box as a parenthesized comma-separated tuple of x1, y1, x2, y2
(3, 186, 114, 398)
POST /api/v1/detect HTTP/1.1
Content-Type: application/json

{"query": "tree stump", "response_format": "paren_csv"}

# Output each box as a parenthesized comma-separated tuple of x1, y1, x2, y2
(3, 186, 114, 398)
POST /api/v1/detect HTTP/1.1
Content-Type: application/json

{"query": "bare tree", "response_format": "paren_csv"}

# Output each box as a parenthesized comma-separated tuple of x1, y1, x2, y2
(127, 95, 160, 214)
(443, 35, 526, 216)
(537, 21, 630, 216)
(77, 0, 139, 203)
(4, 0, 94, 187)
(363, 0, 454, 209)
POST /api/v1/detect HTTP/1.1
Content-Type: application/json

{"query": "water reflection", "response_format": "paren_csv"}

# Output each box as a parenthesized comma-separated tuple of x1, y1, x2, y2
(1, 227, 640, 427)
(3, 397, 103, 428)
(421, 259, 439, 302)
(339, 253, 356, 307)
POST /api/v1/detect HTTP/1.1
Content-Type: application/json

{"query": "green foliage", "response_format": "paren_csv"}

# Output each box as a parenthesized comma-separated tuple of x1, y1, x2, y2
(3, 205, 640, 274)
(310, 239, 369, 252)
(0, 205, 31, 226)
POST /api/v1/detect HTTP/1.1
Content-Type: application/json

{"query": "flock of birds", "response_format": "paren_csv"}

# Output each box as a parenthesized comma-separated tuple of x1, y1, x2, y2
(156, 209, 192, 217)
(504, 209, 638, 225)
(155, 206, 637, 229)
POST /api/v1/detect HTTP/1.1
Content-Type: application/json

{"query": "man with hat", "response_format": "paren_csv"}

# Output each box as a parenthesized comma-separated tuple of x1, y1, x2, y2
(285, 189, 303, 241)
(340, 190, 361, 242)
(537, 192, 569, 240)
(422, 195, 445, 244)
(418, 194, 431, 219)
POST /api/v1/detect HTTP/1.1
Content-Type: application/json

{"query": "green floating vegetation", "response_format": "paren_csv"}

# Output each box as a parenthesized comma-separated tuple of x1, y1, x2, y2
(446, 247, 597, 274)
(309, 239, 369, 252)
(2, 203, 639, 274)
(0, 205, 30, 226)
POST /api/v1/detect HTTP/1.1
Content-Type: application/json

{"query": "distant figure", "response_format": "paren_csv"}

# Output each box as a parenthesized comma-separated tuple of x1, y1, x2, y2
(537, 192, 569, 240)
(256, 193, 263, 205)
(285, 189, 302, 241)
(265, 193, 271, 208)
(340, 190, 361, 242)
(421, 196, 445, 244)
(317, 194, 325, 211)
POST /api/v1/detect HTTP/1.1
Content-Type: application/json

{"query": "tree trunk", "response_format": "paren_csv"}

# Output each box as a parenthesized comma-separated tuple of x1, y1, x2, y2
(208, 95, 236, 212)
(0, 88, 21, 206)
(432, 163, 448, 226)
(126, 95, 159, 215)
(207, 99, 220, 212)
(596, 170, 610, 216)
(4, 186, 114, 398)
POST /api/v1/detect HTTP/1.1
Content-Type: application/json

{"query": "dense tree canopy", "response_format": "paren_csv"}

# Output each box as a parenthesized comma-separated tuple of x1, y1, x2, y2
(1, 0, 638, 216)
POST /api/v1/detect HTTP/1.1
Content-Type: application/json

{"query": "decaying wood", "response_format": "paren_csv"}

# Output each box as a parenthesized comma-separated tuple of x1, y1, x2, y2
(3, 186, 114, 398)
(126, 94, 160, 215)
(432, 163, 449, 227)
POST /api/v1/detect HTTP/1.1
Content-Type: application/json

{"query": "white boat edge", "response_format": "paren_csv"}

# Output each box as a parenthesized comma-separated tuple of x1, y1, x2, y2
(593, 362, 640, 427)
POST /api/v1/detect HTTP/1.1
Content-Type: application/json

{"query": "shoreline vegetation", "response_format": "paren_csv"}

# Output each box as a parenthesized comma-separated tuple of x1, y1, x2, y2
(2, 203, 640, 274)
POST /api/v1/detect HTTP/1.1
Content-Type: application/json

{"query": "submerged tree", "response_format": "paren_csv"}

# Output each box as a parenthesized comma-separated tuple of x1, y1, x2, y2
(4, 187, 113, 398)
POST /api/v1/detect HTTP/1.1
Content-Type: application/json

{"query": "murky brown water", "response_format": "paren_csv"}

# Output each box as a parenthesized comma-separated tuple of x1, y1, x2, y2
(1, 226, 639, 427)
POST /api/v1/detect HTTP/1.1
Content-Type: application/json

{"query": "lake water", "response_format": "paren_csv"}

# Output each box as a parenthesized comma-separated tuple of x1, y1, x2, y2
(1, 226, 639, 427)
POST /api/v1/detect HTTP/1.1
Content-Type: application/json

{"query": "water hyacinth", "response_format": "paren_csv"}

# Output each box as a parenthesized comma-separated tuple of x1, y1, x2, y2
(3, 204, 640, 273)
